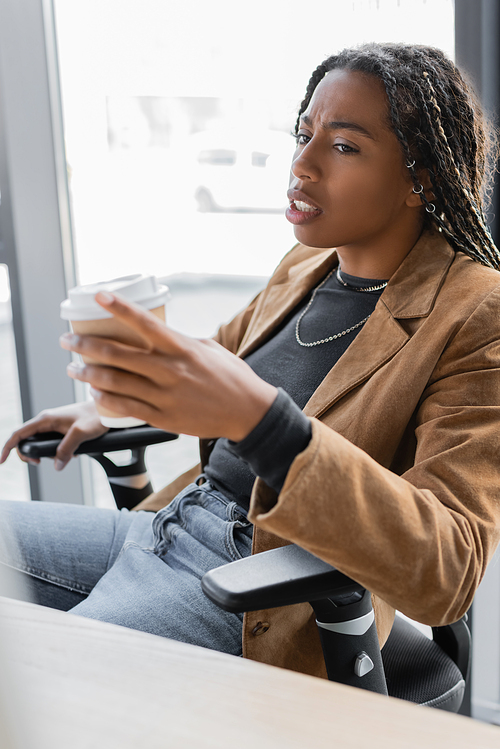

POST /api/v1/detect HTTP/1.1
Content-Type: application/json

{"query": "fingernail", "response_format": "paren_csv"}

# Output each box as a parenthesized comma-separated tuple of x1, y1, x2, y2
(95, 291, 114, 305)
(67, 361, 85, 378)
(60, 333, 79, 349)
(54, 459, 65, 471)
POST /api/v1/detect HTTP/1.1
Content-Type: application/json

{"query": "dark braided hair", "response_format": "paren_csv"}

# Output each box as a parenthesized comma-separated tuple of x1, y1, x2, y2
(295, 43, 500, 270)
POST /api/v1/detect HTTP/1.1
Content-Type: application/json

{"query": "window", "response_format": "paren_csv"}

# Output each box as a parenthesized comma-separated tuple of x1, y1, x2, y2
(53, 0, 455, 283)
(51, 0, 454, 503)
(0, 266, 30, 502)
(1, 0, 455, 506)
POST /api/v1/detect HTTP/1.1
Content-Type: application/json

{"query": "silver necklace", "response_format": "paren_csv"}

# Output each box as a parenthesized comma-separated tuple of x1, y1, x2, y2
(295, 267, 388, 348)
(335, 266, 388, 293)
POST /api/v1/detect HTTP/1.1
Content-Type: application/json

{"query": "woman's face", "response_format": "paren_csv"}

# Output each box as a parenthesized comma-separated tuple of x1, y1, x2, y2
(286, 69, 422, 273)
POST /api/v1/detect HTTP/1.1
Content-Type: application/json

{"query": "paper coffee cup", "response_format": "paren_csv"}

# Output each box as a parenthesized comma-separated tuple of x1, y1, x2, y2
(61, 274, 169, 428)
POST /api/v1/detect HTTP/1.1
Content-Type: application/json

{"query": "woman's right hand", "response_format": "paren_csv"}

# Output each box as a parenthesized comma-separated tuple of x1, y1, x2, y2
(0, 400, 108, 471)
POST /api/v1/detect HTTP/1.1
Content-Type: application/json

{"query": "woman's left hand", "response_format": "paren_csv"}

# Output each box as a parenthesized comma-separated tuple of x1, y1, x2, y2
(60, 291, 277, 442)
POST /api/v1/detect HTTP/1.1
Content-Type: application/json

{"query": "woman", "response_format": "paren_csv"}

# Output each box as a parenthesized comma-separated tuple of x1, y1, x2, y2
(2, 43, 500, 679)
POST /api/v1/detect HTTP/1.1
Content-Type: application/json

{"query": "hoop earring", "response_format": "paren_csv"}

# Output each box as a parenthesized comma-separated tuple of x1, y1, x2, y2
(412, 184, 424, 194)
(425, 203, 436, 214)
(406, 160, 415, 169)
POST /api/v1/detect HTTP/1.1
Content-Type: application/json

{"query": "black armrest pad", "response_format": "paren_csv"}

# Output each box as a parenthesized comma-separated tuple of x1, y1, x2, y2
(19, 427, 178, 459)
(202, 544, 364, 613)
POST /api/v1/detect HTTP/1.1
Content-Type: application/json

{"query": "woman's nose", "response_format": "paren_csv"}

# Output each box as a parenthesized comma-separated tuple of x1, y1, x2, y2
(291, 148, 321, 182)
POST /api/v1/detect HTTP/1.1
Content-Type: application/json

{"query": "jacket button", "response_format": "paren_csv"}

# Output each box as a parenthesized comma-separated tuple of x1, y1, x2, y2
(252, 621, 270, 636)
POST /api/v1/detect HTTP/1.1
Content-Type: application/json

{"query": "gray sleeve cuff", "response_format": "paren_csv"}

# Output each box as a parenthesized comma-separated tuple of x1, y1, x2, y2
(227, 388, 312, 493)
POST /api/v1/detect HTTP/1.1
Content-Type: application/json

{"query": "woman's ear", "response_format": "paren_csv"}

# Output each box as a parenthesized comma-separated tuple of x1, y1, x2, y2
(406, 168, 435, 207)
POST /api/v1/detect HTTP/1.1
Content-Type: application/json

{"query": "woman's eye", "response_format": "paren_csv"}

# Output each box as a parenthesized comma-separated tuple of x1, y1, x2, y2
(293, 133, 311, 146)
(292, 133, 358, 152)
(335, 143, 358, 154)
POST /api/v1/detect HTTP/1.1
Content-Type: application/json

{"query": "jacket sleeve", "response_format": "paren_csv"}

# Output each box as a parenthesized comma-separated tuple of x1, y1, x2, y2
(248, 286, 500, 626)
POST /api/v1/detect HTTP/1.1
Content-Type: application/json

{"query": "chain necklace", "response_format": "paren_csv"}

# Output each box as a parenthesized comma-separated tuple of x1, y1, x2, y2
(335, 266, 388, 293)
(295, 266, 388, 348)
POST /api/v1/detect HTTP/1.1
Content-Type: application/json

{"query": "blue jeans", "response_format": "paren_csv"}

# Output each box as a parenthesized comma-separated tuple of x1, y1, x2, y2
(0, 481, 253, 655)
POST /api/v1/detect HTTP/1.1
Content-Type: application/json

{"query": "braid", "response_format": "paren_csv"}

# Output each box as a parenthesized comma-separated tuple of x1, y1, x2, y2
(420, 69, 498, 263)
(295, 63, 329, 134)
(297, 43, 500, 270)
(403, 62, 497, 266)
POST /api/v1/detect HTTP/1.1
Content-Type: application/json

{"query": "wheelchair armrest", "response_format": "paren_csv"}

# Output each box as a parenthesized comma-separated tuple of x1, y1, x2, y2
(203, 545, 388, 694)
(201, 543, 364, 613)
(19, 426, 178, 459)
(19, 426, 179, 511)
(203, 546, 471, 704)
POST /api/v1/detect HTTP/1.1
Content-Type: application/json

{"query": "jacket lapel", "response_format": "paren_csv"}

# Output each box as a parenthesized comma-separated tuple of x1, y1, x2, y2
(305, 230, 455, 417)
(237, 247, 338, 358)
(303, 304, 409, 418)
(238, 230, 455, 417)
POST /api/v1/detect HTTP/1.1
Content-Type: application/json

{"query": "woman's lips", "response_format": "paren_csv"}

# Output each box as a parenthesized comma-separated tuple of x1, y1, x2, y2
(286, 200, 323, 225)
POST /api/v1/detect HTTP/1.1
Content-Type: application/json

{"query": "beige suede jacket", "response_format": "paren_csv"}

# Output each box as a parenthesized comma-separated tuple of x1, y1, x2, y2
(136, 228, 500, 680)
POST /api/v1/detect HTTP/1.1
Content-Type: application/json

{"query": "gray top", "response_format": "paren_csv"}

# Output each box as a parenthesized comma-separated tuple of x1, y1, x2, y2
(205, 269, 387, 510)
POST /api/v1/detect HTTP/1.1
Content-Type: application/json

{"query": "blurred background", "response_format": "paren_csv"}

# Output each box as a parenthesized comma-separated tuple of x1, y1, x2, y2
(0, 0, 455, 506)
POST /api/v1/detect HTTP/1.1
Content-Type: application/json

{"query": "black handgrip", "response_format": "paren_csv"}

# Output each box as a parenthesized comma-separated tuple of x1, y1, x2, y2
(19, 426, 178, 459)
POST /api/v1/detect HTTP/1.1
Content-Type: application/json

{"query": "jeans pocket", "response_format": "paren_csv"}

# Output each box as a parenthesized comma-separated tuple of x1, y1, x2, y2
(225, 503, 253, 561)
(151, 492, 185, 555)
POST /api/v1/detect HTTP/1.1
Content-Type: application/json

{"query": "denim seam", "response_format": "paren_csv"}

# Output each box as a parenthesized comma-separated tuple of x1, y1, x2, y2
(113, 540, 156, 565)
(152, 489, 185, 535)
(199, 486, 232, 508)
(224, 521, 238, 562)
(104, 510, 121, 573)
(204, 487, 248, 521)
(0, 559, 93, 594)
(154, 518, 182, 556)
(175, 491, 223, 530)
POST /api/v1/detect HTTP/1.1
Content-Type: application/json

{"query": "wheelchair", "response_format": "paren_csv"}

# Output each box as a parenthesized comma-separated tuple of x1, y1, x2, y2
(19, 426, 471, 714)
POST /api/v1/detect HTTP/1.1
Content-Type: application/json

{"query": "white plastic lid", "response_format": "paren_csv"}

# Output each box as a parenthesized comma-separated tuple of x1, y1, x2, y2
(60, 274, 169, 321)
